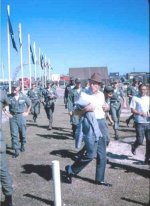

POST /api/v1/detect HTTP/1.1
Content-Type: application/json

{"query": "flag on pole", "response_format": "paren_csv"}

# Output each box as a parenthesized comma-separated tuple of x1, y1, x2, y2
(40, 55, 44, 69)
(30, 45, 35, 64)
(7, 15, 18, 52)
(18, 25, 22, 47)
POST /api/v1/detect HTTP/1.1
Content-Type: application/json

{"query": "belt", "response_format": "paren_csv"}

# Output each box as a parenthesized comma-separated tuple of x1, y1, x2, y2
(10, 112, 23, 115)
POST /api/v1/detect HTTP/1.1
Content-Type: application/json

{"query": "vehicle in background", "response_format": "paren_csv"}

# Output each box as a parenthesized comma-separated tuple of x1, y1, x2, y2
(19, 77, 30, 89)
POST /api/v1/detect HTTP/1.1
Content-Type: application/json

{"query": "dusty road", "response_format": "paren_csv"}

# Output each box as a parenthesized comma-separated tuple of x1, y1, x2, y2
(1, 96, 150, 206)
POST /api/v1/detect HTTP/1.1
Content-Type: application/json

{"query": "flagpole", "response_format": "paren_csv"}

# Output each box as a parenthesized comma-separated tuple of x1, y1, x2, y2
(44, 55, 47, 87)
(48, 58, 50, 80)
(7, 5, 11, 93)
(39, 48, 41, 82)
(18, 23, 24, 93)
(28, 34, 32, 88)
(33, 42, 37, 81)
(2, 63, 4, 82)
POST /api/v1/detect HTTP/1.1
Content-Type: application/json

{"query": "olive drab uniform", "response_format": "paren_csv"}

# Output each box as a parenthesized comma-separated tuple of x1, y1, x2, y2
(0, 89, 13, 206)
(64, 80, 75, 109)
(127, 85, 139, 104)
(67, 86, 83, 138)
(110, 87, 124, 139)
(126, 82, 139, 126)
(42, 86, 57, 130)
(27, 86, 42, 122)
(8, 92, 31, 156)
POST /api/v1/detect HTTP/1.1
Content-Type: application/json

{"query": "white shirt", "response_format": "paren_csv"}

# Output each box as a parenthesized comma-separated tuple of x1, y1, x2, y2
(79, 91, 106, 119)
(130, 95, 150, 123)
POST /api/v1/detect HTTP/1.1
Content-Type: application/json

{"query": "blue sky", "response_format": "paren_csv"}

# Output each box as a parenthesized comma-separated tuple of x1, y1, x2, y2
(0, 0, 149, 79)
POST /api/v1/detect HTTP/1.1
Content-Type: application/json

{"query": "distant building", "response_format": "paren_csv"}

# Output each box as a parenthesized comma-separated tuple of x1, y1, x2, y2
(69, 67, 109, 84)
(126, 72, 150, 84)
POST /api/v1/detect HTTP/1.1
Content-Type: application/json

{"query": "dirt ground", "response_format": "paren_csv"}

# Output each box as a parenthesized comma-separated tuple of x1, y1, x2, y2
(1, 96, 150, 206)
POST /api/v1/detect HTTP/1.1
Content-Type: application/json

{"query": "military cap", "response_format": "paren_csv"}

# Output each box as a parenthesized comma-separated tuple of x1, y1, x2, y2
(104, 86, 114, 93)
(133, 77, 139, 82)
(70, 76, 75, 81)
(31, 81, 37, 85)
(75, 78, 81, 84)
(46, 80, 52, 84)
(11, 81, 20, 88)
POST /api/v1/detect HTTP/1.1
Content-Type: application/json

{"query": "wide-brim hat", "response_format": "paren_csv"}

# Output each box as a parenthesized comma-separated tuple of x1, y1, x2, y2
(89, 73, 102, 84)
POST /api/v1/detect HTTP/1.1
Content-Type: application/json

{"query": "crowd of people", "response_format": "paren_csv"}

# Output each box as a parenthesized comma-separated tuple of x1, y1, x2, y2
(0, 73, 150, 205)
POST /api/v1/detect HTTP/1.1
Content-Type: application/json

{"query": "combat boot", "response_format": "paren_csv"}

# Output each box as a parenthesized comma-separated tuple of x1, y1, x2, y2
(114, 130, 119, 140)
(4, 195, 13, 206)
(48, 121, 52, 130)
(20, 144, 25, 152)
(12, 149, 19, 158)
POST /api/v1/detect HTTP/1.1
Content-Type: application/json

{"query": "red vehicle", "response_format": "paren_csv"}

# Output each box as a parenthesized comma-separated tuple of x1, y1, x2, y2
(19, 78, 30, 89)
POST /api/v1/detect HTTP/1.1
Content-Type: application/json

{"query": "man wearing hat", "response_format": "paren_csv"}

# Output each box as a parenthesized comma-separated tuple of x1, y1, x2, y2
(27, 81, 42, 122)
(6, 81, 31, 158)
(65, 73, 112, 187)
(42, 80, 58, 130)
(67, 78, 84, 138)
(0, 89, 14, 206)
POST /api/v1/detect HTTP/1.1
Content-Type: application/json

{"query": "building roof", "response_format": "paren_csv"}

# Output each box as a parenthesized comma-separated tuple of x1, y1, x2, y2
(69, 67, 108, 82)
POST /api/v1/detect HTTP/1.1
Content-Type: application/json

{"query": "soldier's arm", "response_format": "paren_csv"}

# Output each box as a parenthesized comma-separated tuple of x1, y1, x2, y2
(23, 96, 31, 116)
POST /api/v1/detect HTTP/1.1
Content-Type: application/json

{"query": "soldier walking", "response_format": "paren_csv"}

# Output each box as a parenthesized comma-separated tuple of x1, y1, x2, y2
(27, 81, 42, 122)
(126, 77, 139, 127)
(0, 89, 14, 206)
(67, 78, 83, 138)
(42, 80, 58, 130)
(110, 80, 126, 140)
(6, 82, 31, 158)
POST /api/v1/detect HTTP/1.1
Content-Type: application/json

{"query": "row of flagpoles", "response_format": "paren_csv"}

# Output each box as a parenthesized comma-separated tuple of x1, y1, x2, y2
(6, 5, 53, 93)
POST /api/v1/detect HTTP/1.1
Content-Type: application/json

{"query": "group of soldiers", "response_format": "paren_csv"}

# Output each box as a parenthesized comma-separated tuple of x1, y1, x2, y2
(64, 76, 129, 141)
(64, 75, 150, 160)
(0, 74, 149, 205)
(0, 79, 57, 206)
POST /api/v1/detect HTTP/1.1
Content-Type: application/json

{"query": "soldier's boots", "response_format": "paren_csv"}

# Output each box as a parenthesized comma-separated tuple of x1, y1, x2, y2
(33, 116, 37, 122)
(20, 144, 25, 152)
(12, 149, 19, 158)
(114, 130, 119, 140)
(48, 122, 52, 130)
(4, 195, 13, 206)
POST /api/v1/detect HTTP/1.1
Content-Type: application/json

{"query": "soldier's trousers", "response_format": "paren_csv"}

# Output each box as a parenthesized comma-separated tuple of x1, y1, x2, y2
(9, 114, 26, 150)
(0, 131, 13, 196)
(110, 104, 121, 130)
(44, 104, 54, 123)
(31, 101, 40, 118)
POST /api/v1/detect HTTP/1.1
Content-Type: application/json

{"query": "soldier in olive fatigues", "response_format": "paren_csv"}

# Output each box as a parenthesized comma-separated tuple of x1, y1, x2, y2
(64, 77, 75, 109)
(42, 80, 57, 130)
(67, 78, 83, 138)
(126, 78, 139, 126)
(110, 81, 126, 140)
(7, 82, 31, 158)
(27, 81, 42, 122)
(0, 89, 13, 206)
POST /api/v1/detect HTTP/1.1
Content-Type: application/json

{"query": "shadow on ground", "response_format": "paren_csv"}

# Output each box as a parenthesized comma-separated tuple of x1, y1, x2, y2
(121, 197, 150, 206)
(50, 149, 78, 161)
(24, 194, 54, 205)
(22, 164, 52, 181)
(36, 133, 71, 140)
